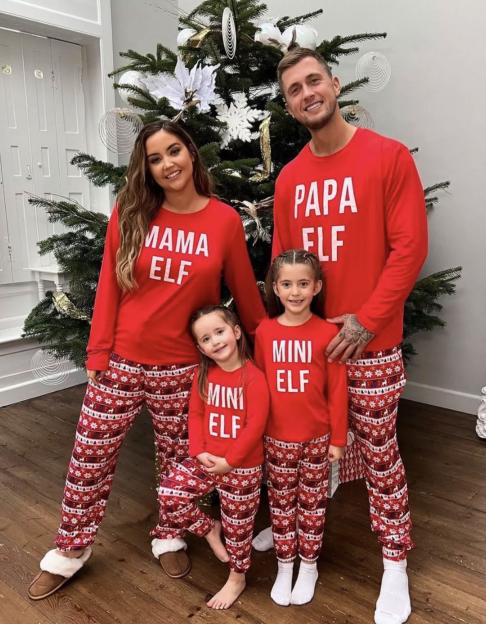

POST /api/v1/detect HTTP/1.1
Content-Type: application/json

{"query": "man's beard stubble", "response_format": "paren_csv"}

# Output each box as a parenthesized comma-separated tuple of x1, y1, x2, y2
(301, 98, 338, 131)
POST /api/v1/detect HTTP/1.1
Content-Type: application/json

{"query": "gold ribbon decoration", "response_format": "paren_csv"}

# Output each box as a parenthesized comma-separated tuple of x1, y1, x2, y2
(188, 27, 212, 48)
(249, 114, 272, 182)
(52, 291, 91, 322)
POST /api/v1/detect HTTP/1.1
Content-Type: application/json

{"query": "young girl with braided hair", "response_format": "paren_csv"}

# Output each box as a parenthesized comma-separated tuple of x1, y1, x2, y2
(254, 249, 348, 606)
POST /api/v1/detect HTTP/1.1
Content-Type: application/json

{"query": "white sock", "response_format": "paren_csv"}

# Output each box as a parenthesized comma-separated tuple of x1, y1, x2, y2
(252, 526, 274, 552)
(270, 560, 294, 606)
(290, 560, 318, 605)
(374, 558, 411, 624)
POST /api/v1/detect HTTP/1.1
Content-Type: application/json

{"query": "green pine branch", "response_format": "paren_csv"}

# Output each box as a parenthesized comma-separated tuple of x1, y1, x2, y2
(23, 294, 91, 368)
(110, 45, 177, 75)
(424, 181, 451, 210)
(402, 266, 462, 358)
(319, 32, 387, 64)
(28, 196, 108, 232)
(278, 10, 324, 30)
(339, 77, 369, 96)
(338, 99, 360, 108)
(71, 153, 127, 191)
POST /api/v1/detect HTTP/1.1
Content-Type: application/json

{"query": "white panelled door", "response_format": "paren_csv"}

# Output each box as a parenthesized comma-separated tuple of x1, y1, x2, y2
(51, 39, 88, 209)
(0, 29, 35, 283)
(0, 160, 11, 284)
(0, 28, 89, 284)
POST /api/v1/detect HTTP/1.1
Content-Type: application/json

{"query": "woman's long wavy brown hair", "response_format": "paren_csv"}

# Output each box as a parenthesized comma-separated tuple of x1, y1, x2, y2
(265, 248, 325, 318)
(115, 120, 214, 290)
(190, 305, 251, 401)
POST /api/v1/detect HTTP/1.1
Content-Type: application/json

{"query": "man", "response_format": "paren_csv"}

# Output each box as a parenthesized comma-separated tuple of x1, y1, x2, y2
(254, 47, 427, 623)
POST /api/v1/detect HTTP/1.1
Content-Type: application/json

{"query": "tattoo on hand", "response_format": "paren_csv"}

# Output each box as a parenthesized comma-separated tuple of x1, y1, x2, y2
(338, 314, 375, 345)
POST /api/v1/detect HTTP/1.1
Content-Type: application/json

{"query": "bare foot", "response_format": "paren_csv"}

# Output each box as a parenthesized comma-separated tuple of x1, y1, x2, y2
(205, 521, 230, 563)
(207, 571, 246, 609)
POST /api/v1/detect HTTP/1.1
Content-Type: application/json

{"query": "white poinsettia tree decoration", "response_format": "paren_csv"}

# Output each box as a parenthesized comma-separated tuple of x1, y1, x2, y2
(216, 92, 267, 147)
(140, 56, 219, 115)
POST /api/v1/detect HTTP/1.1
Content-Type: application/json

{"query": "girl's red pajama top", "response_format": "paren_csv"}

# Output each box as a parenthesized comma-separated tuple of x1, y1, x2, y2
(188, 361, 270, 468)
(255, 316, 348, 446)
(86, 198, 265, 370)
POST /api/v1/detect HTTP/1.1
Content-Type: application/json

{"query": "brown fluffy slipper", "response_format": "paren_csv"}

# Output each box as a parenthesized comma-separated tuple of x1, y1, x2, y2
(152, 538, 191, 579)
(27, 547, 92, 600)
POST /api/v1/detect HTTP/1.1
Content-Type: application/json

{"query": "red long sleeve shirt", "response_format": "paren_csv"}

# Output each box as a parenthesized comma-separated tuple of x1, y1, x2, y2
(272, 128, 428, 350)
(254, 316, 348, 445)
(86, 198, 265, 370)
(188, 361, 270, 468)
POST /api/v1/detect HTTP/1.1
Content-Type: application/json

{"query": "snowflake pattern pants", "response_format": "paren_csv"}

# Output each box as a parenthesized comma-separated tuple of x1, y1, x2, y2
(155, 458, 262, 573)
(55, 353, 196, 551)
(265, 434, 330, 562)
(344, 346, 414, 561)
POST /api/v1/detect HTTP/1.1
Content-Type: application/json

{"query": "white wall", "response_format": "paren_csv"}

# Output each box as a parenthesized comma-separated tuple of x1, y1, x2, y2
(111, 0, 177, 70)
(178, 0, 486, 414)
(110, 0, 177, 164)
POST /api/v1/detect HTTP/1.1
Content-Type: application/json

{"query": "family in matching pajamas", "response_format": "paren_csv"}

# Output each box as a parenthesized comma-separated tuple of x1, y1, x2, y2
(28, 46, 427, 624)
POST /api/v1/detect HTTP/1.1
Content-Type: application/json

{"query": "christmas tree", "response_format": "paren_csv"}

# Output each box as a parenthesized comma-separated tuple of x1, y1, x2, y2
(23, 0, 461, 366)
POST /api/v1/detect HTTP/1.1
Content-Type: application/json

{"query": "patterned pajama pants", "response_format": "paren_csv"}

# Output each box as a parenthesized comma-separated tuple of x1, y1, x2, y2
(155, 458, 262, 573)
(265, 434, 330, 562)
(55, 353, 196, 551)
(340, 346, 414, 561)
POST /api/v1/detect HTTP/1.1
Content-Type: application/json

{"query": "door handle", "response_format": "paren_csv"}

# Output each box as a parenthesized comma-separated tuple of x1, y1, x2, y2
(25, 164, 32, 180)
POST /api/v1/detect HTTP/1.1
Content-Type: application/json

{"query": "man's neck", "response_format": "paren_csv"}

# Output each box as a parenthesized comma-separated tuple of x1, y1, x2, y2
(309, 116, 357, 157)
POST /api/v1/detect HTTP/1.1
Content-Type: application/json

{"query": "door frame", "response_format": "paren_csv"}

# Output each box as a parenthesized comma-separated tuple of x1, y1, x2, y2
(0, 0, 116, 218)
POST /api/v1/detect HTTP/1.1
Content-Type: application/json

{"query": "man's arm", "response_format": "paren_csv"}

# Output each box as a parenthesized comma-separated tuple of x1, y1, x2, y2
(327, 144, 428, 362)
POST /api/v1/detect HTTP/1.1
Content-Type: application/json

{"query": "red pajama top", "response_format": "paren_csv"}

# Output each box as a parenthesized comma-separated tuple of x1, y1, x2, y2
(254, 316, 348, 445)
(272, 128, 428, 350)
(86, 198, 265, 370)
(188, 361, 270, 468)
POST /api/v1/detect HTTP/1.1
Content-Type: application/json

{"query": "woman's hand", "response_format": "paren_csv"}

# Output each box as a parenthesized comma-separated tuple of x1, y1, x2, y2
(328, 445, 345, 463)
(86, 369, 104, 383)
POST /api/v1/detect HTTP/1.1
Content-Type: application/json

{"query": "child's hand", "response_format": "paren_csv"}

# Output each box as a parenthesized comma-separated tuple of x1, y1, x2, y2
(328, 445, 345, 463)
(197, 452, 216, 468)
(205, 455, 233, 475)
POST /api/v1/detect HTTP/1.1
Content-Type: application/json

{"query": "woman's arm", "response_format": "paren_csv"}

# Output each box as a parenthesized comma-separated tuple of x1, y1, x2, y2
(85, 206, 122, 371)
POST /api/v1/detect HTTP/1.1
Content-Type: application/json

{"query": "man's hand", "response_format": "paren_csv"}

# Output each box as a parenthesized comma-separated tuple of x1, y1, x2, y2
(205, 455, 233, 475)
(326, 314, 375, 363)
(328, 445, 345, 463)
(197, 452, 216, 469)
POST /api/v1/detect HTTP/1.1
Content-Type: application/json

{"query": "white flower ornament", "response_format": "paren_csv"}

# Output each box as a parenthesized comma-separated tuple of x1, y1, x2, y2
(254, 22, 318, 52)
(140, 56, 219, 115)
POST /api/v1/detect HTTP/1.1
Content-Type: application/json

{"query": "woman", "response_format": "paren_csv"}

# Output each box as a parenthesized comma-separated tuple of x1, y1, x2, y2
(28, 120, 265, 600)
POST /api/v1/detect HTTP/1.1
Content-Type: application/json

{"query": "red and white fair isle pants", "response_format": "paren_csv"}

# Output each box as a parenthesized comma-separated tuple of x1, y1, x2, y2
(55, 353, 196, 551)
(340, 346, 414, 561)
(265, 434, 330, 562)
(155, 458, 262, 573)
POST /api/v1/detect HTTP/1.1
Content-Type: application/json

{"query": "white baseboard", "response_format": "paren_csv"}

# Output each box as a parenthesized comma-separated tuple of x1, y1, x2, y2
(0, 368, 86, 407)
(403, 381, 481, 415)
